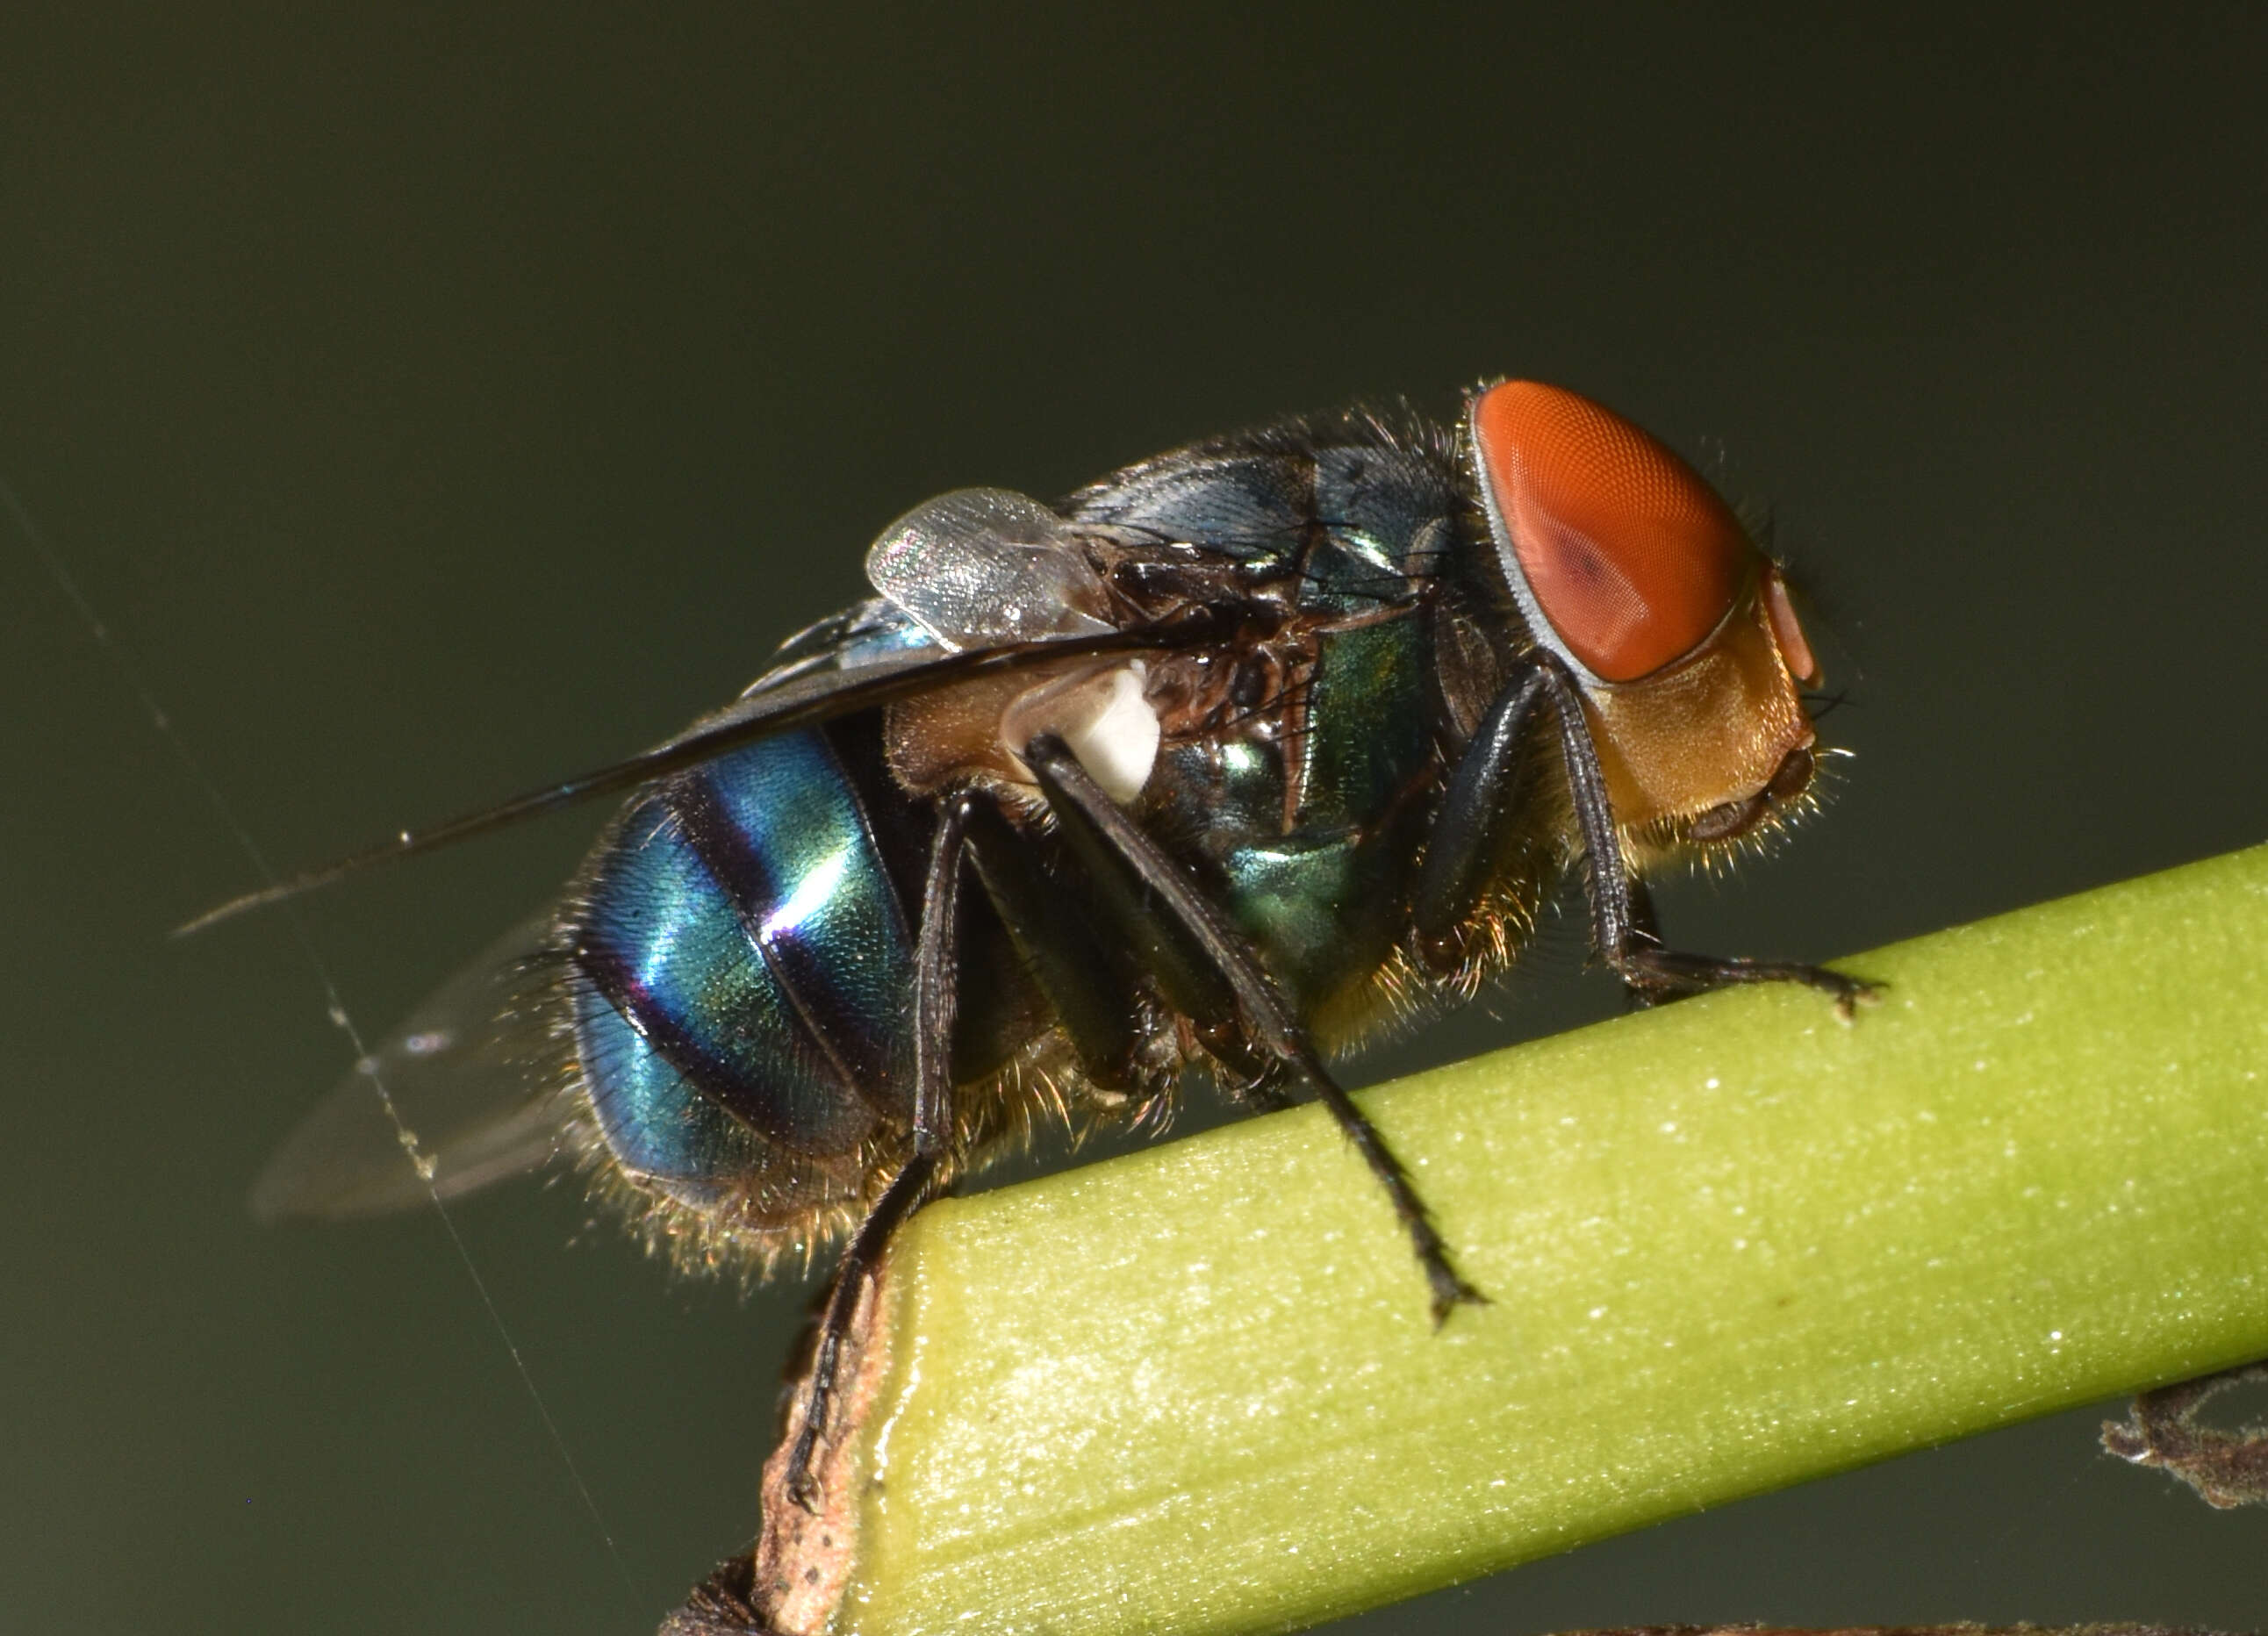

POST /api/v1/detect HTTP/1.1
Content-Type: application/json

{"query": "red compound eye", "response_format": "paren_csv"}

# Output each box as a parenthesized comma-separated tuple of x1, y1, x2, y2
(1473, 381, 1755, 683)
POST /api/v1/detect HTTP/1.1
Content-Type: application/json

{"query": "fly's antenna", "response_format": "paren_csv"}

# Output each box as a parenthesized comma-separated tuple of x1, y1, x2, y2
(2, 475, 646, 1610)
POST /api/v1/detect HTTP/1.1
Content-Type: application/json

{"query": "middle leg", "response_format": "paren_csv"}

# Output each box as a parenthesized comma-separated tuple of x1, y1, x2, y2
(1023, 732, 1483, 1324)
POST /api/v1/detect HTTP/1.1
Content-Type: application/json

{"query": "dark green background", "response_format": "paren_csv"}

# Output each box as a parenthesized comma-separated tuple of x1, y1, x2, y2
(4, 5, 2264, 1632)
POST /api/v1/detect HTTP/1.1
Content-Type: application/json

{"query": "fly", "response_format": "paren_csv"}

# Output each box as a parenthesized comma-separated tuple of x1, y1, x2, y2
(193, 377, 1869, 1557)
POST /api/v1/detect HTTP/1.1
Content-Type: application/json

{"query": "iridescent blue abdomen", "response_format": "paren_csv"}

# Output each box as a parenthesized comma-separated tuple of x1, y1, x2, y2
(566, 726, 922, 1220)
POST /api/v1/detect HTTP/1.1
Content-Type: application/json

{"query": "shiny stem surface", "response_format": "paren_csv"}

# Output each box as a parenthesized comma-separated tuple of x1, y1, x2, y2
(830, 843, 2268, 1636)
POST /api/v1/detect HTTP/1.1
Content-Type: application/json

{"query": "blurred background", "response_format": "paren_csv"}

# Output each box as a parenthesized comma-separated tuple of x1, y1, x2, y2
(4, 4, 2265, 1632)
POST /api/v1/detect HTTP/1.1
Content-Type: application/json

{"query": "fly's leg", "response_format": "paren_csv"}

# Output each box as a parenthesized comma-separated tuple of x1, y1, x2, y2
(785, 790, 974, 1512)
(960, 793, 1153, 1096)
(1411, 657, 1551, 973)
(1023, 733, 1484, 1324)
(1536, 661, 1875, 1015)
(1617, 876, 1669, 1009)
(965, 793, 1304, 1116)
(1410, 654, 1675, 1007)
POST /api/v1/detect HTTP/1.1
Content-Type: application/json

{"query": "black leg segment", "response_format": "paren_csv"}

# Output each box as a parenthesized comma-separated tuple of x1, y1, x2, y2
(785, 788, 973, 1510)
(1413, 656, 1550, 972)
(1024, 733, 1483, 1324)
(1617, 874, 1667, 1010)
(961, 792, 1152, 1096)
(1537, 660, 1873, 1015)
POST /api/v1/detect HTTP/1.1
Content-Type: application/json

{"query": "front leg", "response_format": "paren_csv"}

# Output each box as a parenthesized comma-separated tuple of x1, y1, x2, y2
(1618, 874, 1668, 1011)
(1536, 662, 1875, 1016)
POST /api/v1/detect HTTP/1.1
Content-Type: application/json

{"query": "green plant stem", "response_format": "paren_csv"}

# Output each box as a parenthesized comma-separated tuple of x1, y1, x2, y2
(829, 845, 2268, 1636)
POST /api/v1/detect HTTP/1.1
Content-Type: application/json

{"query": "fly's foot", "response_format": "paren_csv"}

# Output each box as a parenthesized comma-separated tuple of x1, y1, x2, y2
(756, 1275, 894, 1632)
(1620, 947, 1881, 1022)
(1425, 1257, 1489, 1327)
(777, 1358, 835, 1515)
(784, 1424, 824, 1516)
(1410, 1216, 1488, 1326)
(1748, 958, 1879, 1021)
(1745, 960, 1881, 1021)
(1819, 969, 1882, 1022)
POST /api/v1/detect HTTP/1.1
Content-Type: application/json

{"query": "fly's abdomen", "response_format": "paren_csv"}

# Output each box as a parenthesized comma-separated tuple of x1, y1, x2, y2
(566, 728, 918, 1223)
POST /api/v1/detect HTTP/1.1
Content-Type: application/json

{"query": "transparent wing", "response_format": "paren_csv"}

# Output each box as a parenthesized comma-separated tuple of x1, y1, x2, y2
(181, 606, 1235, 936)
(865, 488, 1116, 649)
(250, 915, 573, 1221)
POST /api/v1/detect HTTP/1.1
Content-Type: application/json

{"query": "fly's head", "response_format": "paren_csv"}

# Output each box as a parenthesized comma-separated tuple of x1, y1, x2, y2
(1468, 379, 1832, 867)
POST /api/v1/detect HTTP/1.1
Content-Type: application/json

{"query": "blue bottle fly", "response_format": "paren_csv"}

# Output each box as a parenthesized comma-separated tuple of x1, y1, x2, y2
(201, 379, 1865, 1622)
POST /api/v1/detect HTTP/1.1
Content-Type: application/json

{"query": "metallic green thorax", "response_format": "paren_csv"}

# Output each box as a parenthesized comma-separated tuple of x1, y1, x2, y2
(1075, 432, 1477, 1028)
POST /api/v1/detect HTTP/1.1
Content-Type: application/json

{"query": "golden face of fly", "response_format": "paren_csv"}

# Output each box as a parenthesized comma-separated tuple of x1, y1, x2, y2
(1580, 566, 1819, 849)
